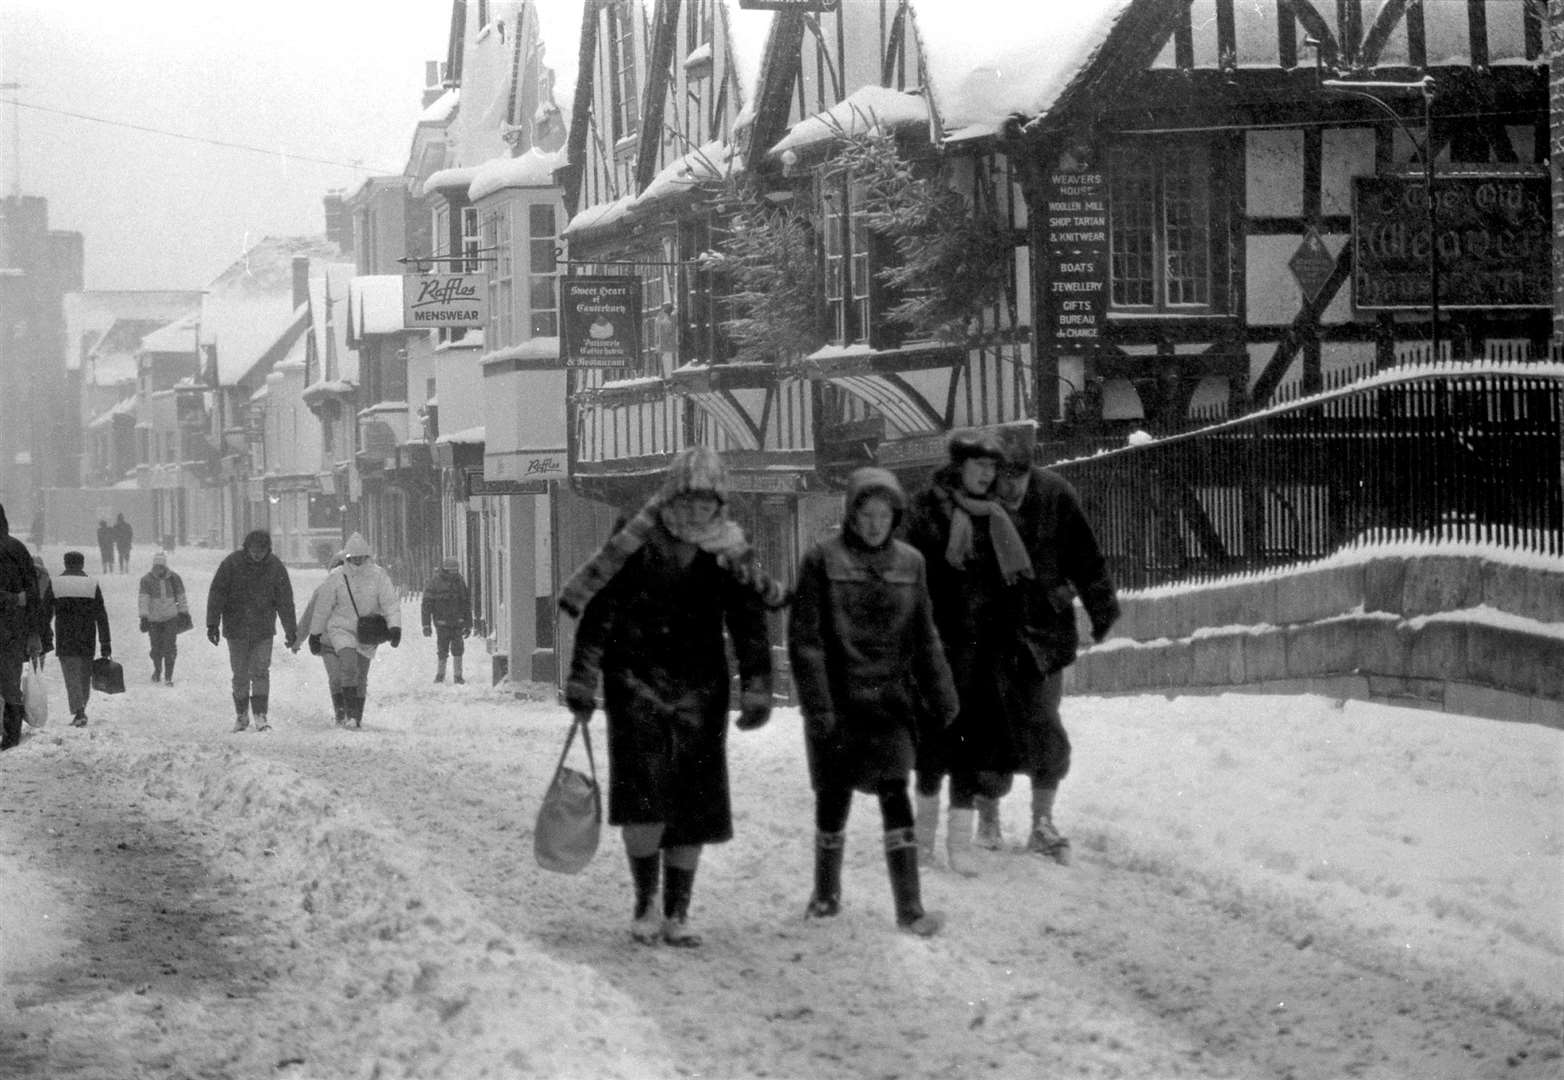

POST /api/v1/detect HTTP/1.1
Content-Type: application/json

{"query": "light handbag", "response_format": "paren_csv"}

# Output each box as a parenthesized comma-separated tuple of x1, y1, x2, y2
(22, 658, 48, 728)
(344, 577, 391, 647)
(534, 716, 602, 874)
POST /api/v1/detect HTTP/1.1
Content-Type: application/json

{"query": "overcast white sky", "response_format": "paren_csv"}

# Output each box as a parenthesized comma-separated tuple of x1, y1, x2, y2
(0, 0, 454, 291)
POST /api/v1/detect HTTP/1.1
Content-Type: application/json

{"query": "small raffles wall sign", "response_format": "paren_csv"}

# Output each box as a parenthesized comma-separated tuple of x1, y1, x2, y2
(562, 276, 642, 367)
(403, 273, 488, 329)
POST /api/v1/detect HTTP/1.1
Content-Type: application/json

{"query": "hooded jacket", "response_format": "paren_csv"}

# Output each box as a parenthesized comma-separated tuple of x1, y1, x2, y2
(308, 556, 401, 655)
(788, 468, 959, 792)
(206, 530, 298, 642)
(0, 503, 44, 648)
(421, 567, 471, 631)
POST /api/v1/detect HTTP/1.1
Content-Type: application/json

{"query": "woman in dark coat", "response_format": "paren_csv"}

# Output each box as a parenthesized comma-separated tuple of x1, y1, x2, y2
(902, 429, 1035, 875)
(788, 467, 958, 936)
(112, 513, 133, 573)
(562, 446, 779, 947)
(96, 520, 114, 574)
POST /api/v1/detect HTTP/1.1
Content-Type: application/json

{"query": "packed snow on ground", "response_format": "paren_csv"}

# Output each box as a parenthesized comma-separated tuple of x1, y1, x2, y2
(0, 544, 1559, 1079)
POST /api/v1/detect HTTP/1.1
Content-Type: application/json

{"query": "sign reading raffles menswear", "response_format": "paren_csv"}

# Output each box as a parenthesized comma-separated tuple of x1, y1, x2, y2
(562, 276, 642, 367)
(403, 272, 488, 329)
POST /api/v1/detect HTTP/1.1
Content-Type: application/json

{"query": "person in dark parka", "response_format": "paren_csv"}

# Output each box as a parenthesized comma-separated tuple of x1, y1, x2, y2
(96, 519, 114, 574)
(421, 556, 472, 684)
(562, 445, 777, 948)
(902, 429, 1025, 875)
(975, 431, 1120, 863)
(52, 550, 111, 727)
(206, 530, 298, 732)
(0, 502, 45, 750)
(788, 467, 959, 936)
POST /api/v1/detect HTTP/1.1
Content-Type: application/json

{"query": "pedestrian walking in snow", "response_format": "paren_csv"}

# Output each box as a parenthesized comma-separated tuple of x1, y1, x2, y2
(112, 513, 133, 573)
(421, 556, 472, 684)
(294, 550, 352, 724)
(52, 550, 111, 727)
(969, 431, 1120, 864)
(901, 429, 1029, 875)
(307, 533, 401, 729)
(787, 467, 959, 936)
(0, 502, 46, 750)
(560, 445, 782, 947)
(95, 519, 114, 575)
(138, 551, 189, 685)
(206, 530, 298, 733)
(30, 555, 55, 661)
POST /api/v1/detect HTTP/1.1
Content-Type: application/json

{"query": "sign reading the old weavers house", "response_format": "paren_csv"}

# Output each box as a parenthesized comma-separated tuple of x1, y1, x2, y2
(403, 272, 488, 329)
(1044, 164, 1109, 353)
(562, 276, 642, 367)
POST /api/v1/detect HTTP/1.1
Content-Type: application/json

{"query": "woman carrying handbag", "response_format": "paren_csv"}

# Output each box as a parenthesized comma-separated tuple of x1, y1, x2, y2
(307, 533, 402, 728)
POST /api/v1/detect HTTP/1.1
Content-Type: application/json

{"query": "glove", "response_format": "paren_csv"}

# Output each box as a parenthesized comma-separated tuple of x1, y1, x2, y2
(206, 625, 221, 646)
(736, 704, 771, 731)
(423, 625, 432, 637)
(563, 676, 595, 716)
(139, 617, 150, 633)
(100, 648, 111, 660)
(284, 634, 298, 652)
(462, 625, 472, 638)
(308, 634, 322, 656)
(388, 627, 402, 648)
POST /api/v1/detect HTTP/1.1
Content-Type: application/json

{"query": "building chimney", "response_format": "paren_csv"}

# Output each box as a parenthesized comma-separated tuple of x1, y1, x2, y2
(322, 190, 347, 251)
(292, 255, 311, 310)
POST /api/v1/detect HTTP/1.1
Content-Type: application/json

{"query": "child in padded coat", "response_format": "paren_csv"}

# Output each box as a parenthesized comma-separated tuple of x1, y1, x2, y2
(138, 551, 189, 685)
(307, 533, 401, 728)
(787, 467, 960, 936)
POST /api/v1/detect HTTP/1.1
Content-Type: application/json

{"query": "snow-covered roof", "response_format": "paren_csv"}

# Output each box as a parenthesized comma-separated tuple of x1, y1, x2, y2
(309, 263, 357, 384)
(434, 425, 485, 446)
(139, 313, 200, 355)
(348, 276, 406, 339)
(725, 2, 775, 130)
(469, 147, 567, 200)
(911, 0, 1137, 138)
(480, 337, 560, 365)
(200, 237, 338, 385)
(420, 164, 482, 197)
(420, 87, 459, 124)
(768, 85, 930, 159)
(63, 291, 201, 372)
(87, 395, 139, 430)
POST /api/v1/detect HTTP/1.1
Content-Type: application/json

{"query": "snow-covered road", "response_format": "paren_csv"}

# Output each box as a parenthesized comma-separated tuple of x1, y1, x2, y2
(1, 549, 1558, 1079)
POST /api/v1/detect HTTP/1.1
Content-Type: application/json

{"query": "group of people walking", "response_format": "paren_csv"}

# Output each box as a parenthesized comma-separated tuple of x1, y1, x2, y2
(560, 434, 1120, 946)
(96, 513, 134, 574)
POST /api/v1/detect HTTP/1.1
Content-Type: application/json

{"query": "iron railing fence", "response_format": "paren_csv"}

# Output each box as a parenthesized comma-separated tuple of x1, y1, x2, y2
(1049, 364, 1564, 592)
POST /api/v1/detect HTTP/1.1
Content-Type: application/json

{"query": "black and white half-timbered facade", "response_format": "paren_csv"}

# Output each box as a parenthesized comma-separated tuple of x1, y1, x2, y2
(1008, 0, 1551, 452)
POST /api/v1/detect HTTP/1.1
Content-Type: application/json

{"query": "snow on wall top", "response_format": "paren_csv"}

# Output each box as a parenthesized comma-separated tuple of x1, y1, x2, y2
(911, 0, 1137, 137)
(769, 85, 930, 158)
(469, 147, 568, 200)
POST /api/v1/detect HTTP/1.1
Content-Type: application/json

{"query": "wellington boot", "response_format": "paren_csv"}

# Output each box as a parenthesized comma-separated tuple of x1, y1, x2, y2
(628, 852, 662, 944)
(806, 831, 845, 918)
(885, 827, 944, 937)
(661, 865, 702, 947)
(946, 808, 980, 877)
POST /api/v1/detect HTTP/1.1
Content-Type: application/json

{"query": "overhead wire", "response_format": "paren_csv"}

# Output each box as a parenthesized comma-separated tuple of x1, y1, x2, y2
(0, 96, 401, 173)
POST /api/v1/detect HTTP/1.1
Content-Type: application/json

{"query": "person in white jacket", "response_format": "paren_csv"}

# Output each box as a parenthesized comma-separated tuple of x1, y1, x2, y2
(305, 533, 401, 728)
(294, 550, 352, 724)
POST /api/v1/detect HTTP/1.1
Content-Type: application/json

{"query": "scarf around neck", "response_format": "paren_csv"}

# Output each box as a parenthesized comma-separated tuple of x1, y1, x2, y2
(945, 487, 1034, 585)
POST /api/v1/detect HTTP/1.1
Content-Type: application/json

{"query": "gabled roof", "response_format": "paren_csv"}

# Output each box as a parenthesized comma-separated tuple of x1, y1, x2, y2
(346, 276, 406, 342)
(138, 313, 200, 355)
(199, 236, 338, 386)
(62, 290, 201, 371)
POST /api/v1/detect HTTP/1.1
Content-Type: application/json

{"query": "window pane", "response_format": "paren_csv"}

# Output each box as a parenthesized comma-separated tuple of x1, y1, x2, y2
(1109, 149, 1156, 307)
(1162, 151, 1210, 306)
(530, 277, 556, 310)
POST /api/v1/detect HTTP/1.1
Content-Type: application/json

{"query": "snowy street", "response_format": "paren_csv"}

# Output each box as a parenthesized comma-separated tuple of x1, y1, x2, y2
(0, 549, 1559, 1079)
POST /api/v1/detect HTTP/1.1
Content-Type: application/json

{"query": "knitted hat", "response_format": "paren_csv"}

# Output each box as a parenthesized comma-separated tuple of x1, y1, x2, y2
(152, 551, 168, 566)
(660, 445, 728, 503)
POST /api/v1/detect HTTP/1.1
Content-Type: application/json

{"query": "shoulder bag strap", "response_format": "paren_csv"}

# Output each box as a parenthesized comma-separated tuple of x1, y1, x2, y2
(550, 717, 601, 818)
(343, 576, 360, 617)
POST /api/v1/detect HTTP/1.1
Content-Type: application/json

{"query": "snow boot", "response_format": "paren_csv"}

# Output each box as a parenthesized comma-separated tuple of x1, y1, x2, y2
(806, 830, 845, 918)
(151, 664, 161, 684)
(250, 694, 270, 732)
(1, 702, 23, 749)
(163, 657, 175, 686)
(661, 865, 701, 947)
(628, 852, 662, 944)
(434, 658, 445, 684)
(1027, 786, 1071, 864)
(975, 795, 1004, 850)
(946, 808, 979, 877)
(885, 827, 944, 936)
(913, 793, 940, 864)
(232, 694, 249, 733)
(330, 689, 346, 726)
(345, 688, 365, 729)
(452, 656, 464, 684)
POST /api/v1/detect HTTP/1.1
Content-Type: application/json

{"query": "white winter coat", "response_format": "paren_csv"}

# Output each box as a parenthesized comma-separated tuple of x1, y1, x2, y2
(308, 561, 401, 657)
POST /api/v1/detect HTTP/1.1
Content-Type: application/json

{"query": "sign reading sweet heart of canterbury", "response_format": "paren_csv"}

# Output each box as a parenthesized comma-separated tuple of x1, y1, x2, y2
(561, 276, 643, 368)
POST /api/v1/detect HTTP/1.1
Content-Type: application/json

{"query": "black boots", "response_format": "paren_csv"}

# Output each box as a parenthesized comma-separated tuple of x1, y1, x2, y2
(885, 827, 945, 936)
(343, 687, 365, 729)
(452, 655, 464, 684)
(806, 830, 845, 918)
(232, 694, 249, 733)
(661, 864, 701, 947)
(250, 694, 270, 732)
(0, 702, 22, 750)
(163, 657, 174, 685)
(434, 659, 445, 683)
(330, 689, 346, 726)
(628, 852, 662, 944)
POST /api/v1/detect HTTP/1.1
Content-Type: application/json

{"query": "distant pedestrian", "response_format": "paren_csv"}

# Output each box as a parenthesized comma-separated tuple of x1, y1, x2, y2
(112, 513, 133, 573)
(421, 556, 472, 684)
(96, 519, 114, 574)
(788, 467, 959, 936)
(560, 445, 780, 947)
(138, 551, 189, 685)
(307, 532, 401, 729)
(53, 550, 111, 727)
(294, 550, 351, 724)
(0, 501, 45, 750)
(207, 530, 298, 733)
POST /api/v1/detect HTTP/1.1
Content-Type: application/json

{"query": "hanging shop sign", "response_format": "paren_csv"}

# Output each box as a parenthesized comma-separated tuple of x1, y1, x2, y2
(467, 473, 547, 497)
(1352, 173, 1549, 310)
(562, 276, 642, 367)
(738, 0, 839, 10)
(403, 272, 488, 329)
(1042, 162, 1109, 353)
